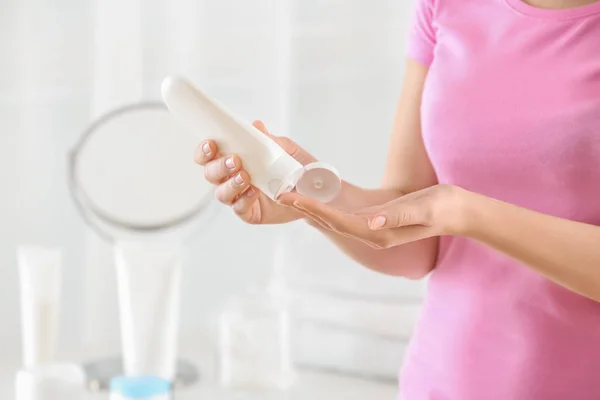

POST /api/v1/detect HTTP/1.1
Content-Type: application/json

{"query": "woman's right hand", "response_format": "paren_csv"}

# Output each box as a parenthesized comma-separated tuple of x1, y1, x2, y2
(194, 120, 316, 225)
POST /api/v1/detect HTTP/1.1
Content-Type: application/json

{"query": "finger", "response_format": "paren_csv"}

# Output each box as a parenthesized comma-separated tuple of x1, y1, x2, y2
(194, 140, 218, 166)
(297, 205, 382, 247)
(368, 204, 424, 230)
(215, 170, 251, 205)
(289, 203, 335, 231)
(300, 212, 334, 231)
(276, 192, 304, 207)
(252, 120, 273, 137)
(287, 198, 387, 247)
(293, 198, 367, 235)
(204, 154, 242, 184)
(288, 202, 360, 238)
(232, 186, 259, 217)
(279, 193, 337, 230)
(252, 120, 317, 165)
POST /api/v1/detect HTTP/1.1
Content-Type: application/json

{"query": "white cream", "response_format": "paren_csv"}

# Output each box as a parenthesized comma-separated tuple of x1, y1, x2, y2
(17, 246, 62, 368)
(114, 241, 182, 380)
(161, 75, 341, 203)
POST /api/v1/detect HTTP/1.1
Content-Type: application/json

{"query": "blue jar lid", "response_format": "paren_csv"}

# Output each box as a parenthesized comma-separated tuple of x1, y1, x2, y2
(110, 376, 170, 398)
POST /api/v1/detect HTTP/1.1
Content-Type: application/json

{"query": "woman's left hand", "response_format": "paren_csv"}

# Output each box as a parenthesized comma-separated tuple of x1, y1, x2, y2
(278, 184, 469, 249)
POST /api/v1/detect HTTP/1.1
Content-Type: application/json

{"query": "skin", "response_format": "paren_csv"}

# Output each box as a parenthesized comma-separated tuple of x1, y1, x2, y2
(196, 60, 437, 279)
(196, 0, 600, 301)
(525, 0, 600, 8)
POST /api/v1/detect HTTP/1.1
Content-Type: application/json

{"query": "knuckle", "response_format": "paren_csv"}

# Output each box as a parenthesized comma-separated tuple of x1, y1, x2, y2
(276, 137, 299, 157)
(215, 187, 232, 205)
(194, 150, 205, 165)
(204, 166, 213, 182)
(232, 203, 247, 216)
(373, 233, 392, 249)
(205, 159, 228, 182)
(228, 172, 247, 191)
(214, 188, 224, 203)
(396, 212, 411, 226)
(204, 164, 219, 183)
(218, 157, 229, 173)
(277, 136, 291, 146)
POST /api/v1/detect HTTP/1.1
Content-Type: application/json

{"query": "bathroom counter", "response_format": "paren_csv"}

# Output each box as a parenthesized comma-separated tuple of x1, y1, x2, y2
(0, 364, 397, 400)
(1, 331, 398, 399)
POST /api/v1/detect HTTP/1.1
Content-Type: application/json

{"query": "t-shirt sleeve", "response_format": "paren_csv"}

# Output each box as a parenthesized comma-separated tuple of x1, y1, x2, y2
(406, 0, 437, 67)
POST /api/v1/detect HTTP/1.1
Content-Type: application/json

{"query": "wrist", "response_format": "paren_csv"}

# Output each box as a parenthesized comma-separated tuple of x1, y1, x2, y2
(449, 187, 484, 237)
(444, 186, 477, 236)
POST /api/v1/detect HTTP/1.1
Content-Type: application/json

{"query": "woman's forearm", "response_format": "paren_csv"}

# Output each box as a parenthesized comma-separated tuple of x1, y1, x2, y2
(309, 218, 437, 278)
(461, 190, 600, 302)
(307, 182, 438, 278)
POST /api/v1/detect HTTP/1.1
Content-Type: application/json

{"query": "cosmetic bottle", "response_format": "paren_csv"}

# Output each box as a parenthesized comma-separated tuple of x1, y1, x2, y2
(161, 76, 341, 203)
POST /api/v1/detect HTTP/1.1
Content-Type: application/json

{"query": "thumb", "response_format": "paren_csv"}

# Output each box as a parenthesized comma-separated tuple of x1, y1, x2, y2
(367, 204, 424, 230)
(252, 120, 317, 166)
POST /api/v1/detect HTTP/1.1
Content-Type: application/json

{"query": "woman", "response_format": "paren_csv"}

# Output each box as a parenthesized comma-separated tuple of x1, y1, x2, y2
(196, 0, 600, 398)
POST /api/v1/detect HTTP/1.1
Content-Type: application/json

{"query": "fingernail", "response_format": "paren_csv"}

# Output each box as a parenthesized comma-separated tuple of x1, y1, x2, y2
(202, 142, 211, 155)
(234, 173, 244, 185)
(246, 187, 256, 197)
(370, 216, 387, 230)
(225, 157, 236, 169)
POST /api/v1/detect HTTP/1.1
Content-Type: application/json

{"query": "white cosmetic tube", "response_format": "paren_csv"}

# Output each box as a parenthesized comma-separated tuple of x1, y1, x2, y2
(114, 241, 182, 380)
(15, 363, 86, 400)
(161, 75, 342, 203)
(17, 246, 63, 368)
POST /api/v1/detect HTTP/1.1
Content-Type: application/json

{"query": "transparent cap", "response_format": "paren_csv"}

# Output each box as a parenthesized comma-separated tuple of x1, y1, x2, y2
(274, 161, 341, 203)
(295, 162, 341, 203)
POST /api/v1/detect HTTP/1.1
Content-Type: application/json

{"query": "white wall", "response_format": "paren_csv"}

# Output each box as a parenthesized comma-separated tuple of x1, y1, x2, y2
(0, 0, 417, 364)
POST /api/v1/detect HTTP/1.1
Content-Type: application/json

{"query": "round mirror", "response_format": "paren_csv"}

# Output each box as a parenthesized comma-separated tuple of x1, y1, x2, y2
(68, 102, 215, 241)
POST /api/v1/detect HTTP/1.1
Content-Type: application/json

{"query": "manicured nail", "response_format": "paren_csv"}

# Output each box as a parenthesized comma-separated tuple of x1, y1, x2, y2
(202, 142, 211, 155)
(234, 173, 244, 185)
(246, 187, 256, 197)
(370, 216, 387, 230)
(225, 157, 236, 169)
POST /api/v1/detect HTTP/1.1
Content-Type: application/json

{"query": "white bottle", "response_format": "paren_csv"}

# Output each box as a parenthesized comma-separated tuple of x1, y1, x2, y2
(17, 246, 62, 368)
(161, 76, 342, 203)
(15, 364, 86, 400)
(109, 376, 171, 400)
(16, 247, 87, 400)
(114, 241, 182, 380)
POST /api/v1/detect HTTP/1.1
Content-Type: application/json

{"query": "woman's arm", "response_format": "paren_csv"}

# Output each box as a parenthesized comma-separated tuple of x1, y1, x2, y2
(288, 182, 600, 301)
(301, 59, 439, 279)
(462, 191, 600, 302)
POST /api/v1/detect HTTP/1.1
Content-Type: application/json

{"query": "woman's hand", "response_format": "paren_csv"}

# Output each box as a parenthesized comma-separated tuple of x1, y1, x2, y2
(195, 120, 316, 225)
(279, 184, 469, 249)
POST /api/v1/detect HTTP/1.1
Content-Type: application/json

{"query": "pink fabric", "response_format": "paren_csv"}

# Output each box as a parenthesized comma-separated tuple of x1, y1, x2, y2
(401, 0, 600, 399)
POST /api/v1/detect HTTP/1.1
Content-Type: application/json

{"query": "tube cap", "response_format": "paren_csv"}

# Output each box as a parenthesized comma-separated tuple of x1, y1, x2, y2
(295, 162, 341, 203)
(110, 376, 170, 399)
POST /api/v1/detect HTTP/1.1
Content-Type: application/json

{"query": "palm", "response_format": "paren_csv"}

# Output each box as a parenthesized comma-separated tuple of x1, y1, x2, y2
(240, 192, 299, 225)
(233, 121, 316, 225)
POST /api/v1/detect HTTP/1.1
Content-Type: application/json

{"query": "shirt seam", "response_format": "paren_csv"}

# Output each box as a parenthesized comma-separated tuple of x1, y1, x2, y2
(502, 0, 600, 21)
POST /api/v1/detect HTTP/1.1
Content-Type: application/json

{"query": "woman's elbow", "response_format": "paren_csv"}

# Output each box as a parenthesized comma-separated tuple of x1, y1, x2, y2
(369, 241, 437, 279)
(365, 254, 435, 279)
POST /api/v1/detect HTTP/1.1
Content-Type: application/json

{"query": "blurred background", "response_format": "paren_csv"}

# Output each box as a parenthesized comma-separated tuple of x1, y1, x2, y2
(0, 0, 424, 397)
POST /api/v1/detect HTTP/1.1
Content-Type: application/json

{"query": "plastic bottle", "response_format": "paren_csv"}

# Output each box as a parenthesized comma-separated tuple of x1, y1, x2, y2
(161, 76, 341, 203)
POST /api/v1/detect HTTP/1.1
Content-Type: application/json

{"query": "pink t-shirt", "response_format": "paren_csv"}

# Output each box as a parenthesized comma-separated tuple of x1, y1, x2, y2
(402, 0, 600, 399)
